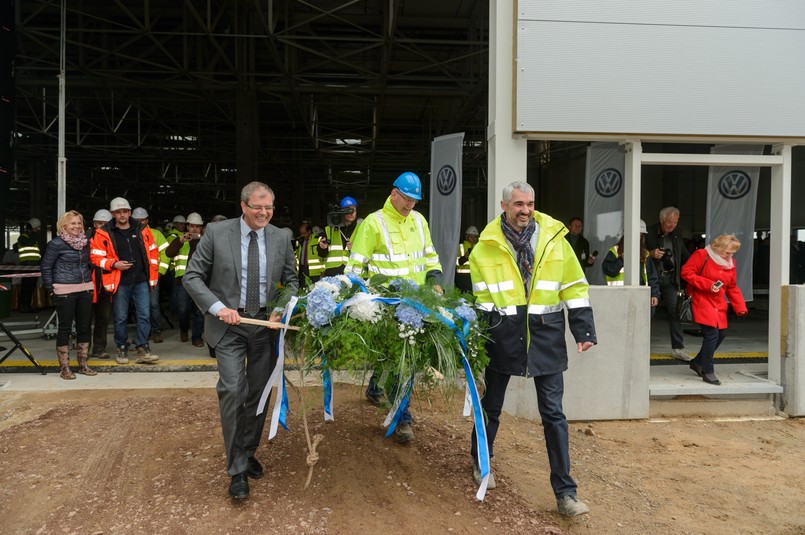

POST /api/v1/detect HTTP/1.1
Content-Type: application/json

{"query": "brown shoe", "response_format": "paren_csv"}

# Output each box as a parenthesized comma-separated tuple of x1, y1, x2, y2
(192, 339, 204, 347)
(180, 331, 189, 343)
(152, 332, 164, 344)
(134, 345, 159, 364)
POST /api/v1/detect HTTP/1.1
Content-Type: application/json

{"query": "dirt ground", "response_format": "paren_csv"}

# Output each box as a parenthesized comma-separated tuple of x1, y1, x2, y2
(1, 384, 803, 535)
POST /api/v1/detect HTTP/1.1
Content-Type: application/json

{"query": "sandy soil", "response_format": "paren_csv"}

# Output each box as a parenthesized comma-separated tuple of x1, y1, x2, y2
(0, 384, 803, 535)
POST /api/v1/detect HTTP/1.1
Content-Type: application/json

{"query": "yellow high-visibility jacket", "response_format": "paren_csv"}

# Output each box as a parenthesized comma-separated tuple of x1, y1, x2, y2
(345, 197, 442, 285)
(470, 213, 596, 377)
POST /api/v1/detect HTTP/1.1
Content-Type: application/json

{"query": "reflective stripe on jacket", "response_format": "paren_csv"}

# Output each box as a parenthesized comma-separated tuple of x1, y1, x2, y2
(149, 227, 170, 275)
(323, 221, 361, 271)
(469, 212, 596, 376)
(345, 197, 442, 285)
(456, 240, 473, 274)
(296, 239, 325, 277)
(17, 233, 42, 264)
(89, 223, 159, 294)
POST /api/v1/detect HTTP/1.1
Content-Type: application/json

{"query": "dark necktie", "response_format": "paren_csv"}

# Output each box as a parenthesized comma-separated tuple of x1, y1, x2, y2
(245, 231, 260, 315)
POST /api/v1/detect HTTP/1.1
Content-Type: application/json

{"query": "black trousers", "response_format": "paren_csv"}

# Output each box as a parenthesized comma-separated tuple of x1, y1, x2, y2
(92, 289, 112, 355)
(19, 277, 37, 311)
(52, 290, 93, 347)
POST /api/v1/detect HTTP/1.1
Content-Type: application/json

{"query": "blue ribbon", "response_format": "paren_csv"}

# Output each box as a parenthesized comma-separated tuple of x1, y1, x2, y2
(279, 374, 289, 431)
(322, 357, 333, 421)
(384, 380, 413, 437)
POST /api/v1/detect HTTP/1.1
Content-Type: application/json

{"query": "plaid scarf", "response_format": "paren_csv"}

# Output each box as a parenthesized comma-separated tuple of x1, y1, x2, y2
(500, 213, 536, 293)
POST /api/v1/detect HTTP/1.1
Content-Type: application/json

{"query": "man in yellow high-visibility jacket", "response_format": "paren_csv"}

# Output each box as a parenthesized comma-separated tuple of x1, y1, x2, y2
(345, 171, 443, 443)
(469, 181, 596, 517)
(455, 225, 479, 292)
(16, 217, 42, 312)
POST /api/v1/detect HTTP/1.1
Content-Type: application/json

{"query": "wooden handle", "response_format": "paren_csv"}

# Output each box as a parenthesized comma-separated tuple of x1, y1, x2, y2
(238, 317, 301, 330)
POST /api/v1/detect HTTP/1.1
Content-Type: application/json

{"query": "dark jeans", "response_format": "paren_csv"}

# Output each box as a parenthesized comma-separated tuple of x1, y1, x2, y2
(19, 277, 36, 311)
(173, 282, 204, 341)
(693, 324, 728, 374)
(149, 279, 162, 334)
(52, 290, 93, 347)
(91, 289, 112, 355)
(112, 281, 151, 348)
(214, 310, 277, 476)
(658, 274, 685, 349)
(471, 367, 577, 499)
(366, 372, 413, 424)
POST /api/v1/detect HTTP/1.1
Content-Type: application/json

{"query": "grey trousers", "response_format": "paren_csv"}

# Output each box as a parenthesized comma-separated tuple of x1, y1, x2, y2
(214, 315, 276, 476)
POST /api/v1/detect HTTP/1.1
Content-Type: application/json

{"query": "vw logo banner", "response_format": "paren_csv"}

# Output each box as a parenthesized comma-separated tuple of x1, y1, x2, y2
(429, 132, 464, 286)
(706, 145, 764, 301)
(584, 142, 626, 286)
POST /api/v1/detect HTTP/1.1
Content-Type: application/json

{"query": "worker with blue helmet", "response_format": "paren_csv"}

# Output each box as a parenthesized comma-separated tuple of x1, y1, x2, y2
(318, 195, 362, 276)
(344, 171, 443, 444)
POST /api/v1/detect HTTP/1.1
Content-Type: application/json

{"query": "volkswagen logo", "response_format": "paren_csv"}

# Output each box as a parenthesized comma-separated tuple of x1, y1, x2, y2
(595, 168, 622, 198)
(436, 165, 457, 196)
(718, 170, 752, 200)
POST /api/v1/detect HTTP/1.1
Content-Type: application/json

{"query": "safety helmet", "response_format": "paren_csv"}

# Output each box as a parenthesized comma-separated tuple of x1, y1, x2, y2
(172, 215, 186, 223)
(339, 196, 358, 209)
(186, 212, 204, 225)
(93, 209, 113, 223)
(640, 219, 647, 234)
(131, 207, 149, 219)
(27, 217, 41, 230)
(392, 171, 422, 201)
(465, 226, 479, 236)
(210, 214, 227, 223)
(109, 197, 131, 212)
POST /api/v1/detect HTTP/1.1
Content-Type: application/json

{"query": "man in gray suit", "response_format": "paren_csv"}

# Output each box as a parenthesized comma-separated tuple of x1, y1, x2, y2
(184, 181, 298, 500)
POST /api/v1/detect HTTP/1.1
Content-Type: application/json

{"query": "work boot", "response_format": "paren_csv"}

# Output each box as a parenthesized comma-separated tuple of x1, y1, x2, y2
(394, 422, 414, 443)
(180, 331, 189, 343)
(57, 345, 75, 380)
(557, 495, 590, 516)
(135, 345, 159, 364)
(75, 342, 97, 376)
(116, 346, 129, 364)
(472, 460, 497, 489)
(152, 331, 164, 344)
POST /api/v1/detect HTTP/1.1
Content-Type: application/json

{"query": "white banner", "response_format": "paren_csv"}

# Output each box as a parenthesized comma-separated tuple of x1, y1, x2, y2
(430, 132, 464, 287)
(706, 145, 763, 302)
(584, 142, 625, 286)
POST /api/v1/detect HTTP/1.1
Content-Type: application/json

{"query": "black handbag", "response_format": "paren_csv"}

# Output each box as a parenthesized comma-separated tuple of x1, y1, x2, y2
(677, 258, 708, 323)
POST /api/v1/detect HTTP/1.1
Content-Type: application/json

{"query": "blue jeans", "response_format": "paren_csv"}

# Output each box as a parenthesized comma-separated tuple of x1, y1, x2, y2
(471, 367, 576, 498)
(173, 282, 204, 341)
(112, 281, 151, 348)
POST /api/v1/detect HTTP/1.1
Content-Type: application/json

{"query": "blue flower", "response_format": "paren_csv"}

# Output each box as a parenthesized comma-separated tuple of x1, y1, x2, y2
(307, 286, 338, 328)
(318, 276, 344, 289)
(454, 304, 477, 324)
(389, 278, 419, 292)
(395, 303, 425, 329)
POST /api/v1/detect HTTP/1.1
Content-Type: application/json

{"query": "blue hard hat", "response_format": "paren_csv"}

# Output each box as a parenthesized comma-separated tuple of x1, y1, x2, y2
(339, 196, 358, 208)
(392, 171, 422, 200)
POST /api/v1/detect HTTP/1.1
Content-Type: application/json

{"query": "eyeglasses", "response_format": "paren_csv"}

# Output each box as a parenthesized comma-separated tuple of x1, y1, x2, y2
(394, 189, 418, 205)
(244, 203, 274, 212)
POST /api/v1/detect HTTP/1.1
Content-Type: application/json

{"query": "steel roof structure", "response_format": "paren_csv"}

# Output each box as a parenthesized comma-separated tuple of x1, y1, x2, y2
(8, 0, 489, 227)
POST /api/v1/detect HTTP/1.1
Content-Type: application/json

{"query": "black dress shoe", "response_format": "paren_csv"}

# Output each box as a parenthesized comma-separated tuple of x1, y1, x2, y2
(228, 473, 249, 500)
(247, 456, 264, 479)
(689, 362, 703, 378)
(702, 373, 721, 386)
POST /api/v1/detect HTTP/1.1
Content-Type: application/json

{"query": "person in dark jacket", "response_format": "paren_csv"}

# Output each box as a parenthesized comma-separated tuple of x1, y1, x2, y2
(16, 217, 42, 312)
(645, 206, 692, 360)
(602, 220, 660, 314)
(40, 211, 96, 379)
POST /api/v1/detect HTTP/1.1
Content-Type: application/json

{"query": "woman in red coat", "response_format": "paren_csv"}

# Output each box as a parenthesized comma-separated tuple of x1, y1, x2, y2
(681, 234, 748, 385)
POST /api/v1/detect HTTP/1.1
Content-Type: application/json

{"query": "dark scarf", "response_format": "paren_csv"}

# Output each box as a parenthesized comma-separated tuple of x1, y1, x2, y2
(59, 230, 88, 251)
(500, 213, 536, 293)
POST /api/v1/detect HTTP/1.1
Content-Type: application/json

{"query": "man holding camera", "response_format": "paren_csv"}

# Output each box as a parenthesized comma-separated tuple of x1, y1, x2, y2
(295, 222, 325, 285)
(317, 196, 362, 276)
(165, 212, 206, 346)
(646, 206, 692, 361)
(89, 197, 160, 364)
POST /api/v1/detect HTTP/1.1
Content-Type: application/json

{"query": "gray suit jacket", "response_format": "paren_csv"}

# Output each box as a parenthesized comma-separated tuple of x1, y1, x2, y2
(183, 217, 299, 347)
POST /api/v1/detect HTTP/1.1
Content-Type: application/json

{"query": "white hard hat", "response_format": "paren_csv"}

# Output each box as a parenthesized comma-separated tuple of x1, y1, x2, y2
(465, 226, 479, 236)
(172, 215, 187, 223)
(27, 218, 41, 229)
(109, 197, 131, 212)
(93, 209, 113, 223)
(640, 219, 647, 234)
(131, 207, 149, 219)
(186, 212, 204, 225)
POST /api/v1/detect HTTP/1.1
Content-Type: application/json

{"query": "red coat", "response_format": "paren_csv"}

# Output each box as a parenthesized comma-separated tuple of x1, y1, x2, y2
(681, 249, 747, 328)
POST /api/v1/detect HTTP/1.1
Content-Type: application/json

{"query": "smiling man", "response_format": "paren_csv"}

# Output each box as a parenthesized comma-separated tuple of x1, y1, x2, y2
(468, 181, 596, 517)
(183, 181, 298, 501)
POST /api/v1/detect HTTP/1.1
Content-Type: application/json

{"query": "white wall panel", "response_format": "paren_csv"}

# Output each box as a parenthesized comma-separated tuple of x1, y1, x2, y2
(515, 0, 805, 139)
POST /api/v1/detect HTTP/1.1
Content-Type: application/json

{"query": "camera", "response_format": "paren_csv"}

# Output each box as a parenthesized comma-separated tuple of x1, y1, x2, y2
(312, 225, 329, 246)
(326, 204, 355, 228)
(661, 248, 673, 256)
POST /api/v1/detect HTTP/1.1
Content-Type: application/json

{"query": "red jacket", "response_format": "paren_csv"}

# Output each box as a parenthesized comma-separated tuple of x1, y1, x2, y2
(89, 222, 159, 294)
(681, 248, 747, 328)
